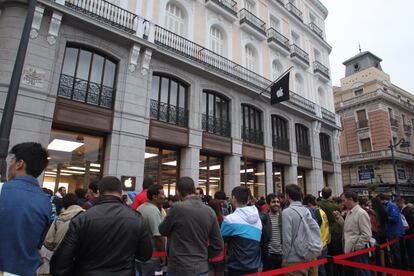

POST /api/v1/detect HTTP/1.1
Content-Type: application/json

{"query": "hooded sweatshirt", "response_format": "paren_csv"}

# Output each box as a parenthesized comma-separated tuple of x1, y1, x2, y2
(44, 205, 84, 251)
(221, 205, 262, 272)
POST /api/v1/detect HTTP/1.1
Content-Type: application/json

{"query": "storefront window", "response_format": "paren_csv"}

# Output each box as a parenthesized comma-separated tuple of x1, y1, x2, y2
(43, 129, 104, 193)
(240, 158, 265, 198)
(273, 165, 284, 193)
(199, 154, 223, 196)
(297, 169, 307, 194)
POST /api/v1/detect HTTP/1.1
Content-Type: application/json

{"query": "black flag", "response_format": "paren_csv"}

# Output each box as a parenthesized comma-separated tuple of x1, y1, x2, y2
(270, 71, 290, 105)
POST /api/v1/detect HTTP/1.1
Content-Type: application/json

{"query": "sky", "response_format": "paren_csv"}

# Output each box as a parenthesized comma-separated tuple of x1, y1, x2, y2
(323, 0, 414, 93)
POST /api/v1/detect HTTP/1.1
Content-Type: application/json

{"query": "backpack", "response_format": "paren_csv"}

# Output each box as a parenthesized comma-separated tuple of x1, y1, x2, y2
(290, 207, 323, 261)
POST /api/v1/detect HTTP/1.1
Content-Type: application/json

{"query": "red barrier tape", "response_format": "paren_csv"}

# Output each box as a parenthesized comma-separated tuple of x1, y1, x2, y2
(246, 259, 327, 276)
(333, 246, 376, 260)
(404, 233, 414, 240)
(152, 251, 167, 257)
(379, 237, 401, 249)
(334, 258, 414, 275)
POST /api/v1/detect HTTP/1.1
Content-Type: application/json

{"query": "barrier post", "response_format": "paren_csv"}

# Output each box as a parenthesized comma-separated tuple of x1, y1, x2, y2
(375, 245, 383, 276)
(326, 255, 335, 276)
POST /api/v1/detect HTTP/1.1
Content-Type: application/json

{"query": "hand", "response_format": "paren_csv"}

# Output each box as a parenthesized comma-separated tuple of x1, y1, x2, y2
(333, 210, 341, 220)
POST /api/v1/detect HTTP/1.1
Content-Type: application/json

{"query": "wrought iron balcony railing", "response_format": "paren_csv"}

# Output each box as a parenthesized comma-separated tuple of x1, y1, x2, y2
(321, 151, 332, 162)
(239, 9, 266, 35)
(267, 28, 290, 51)
(242, 127, 264, 144)
(297, 143, 311, 156)
(58, 74, 113, 108)
(404, 124, 412, 133)
(357, 119, 369, 129)
(273, 136, 290, 151)
(150, 99, 188, 127)
(206, 0, 237, 16)
(202, 114, 231, 137)
(290, 44, 309, 65)
(286, 2, 303, 21)
(309, 22, 323, 38)
(313, 61, 330, 79)
(65, 0, 137, 33)
(390, 118, 399, 127)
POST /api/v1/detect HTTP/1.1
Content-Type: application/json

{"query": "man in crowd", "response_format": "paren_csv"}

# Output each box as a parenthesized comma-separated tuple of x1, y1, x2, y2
(221, 186, 262, 275)
(0, 142, 50, 276)
(137, 184, 166, 276)
(159, 177, 223, 276)
(82, 180, 99, 210)
(131, 177, 153, 210)
(339, 191, 371, 276)
(397, 197, 414, 271)
(260, 193, 283, 271)
(50, 176, 152, 275)
(55, 186, 66, 198)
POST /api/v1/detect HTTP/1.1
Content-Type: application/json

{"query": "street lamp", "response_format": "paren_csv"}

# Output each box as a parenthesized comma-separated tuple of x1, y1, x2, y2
(389, 138, 410, 196)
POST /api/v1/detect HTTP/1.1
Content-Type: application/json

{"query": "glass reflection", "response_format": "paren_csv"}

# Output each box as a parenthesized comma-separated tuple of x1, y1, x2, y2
(199, 155, 223, 196)
(240, 158, 265, 198)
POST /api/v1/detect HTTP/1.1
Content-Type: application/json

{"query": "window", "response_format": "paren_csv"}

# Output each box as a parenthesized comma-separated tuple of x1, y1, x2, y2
(202, 91, 230, 136)
(273, 165, 284, 193)
(210, 26, 225, 56)
(318, 87, 326, 107)
(150, 74, 188, 126)
(199, 155, 223, 196)
(297, 169, 307, 194)
(295, 73, 304, 95)
(272, 60, 283, 80)
(271, 115, 289, 151)
(58, 46, 117, 108)
(388, 108, 393, 119)
(245, 45, 256, 71)
(166, 2, 185, 36)
(356, 109, 368, 128)
(295, 124, 310, 156)
(241, 104, 263, 144)
(240, 158, 265, 198)
(291, 31, 300, 45)
(354, 88, 364, 96)
(357, 165, 374, 182)
(353, 63, 360, 72)
(319, 133, 331, 161)
(360, 138, 372, 152)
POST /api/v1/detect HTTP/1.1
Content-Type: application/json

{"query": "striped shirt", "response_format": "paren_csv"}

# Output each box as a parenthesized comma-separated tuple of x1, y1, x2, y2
(268, 212, 282, 254)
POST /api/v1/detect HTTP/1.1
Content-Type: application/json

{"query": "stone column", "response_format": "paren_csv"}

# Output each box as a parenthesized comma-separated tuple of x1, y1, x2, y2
(180, 128, 202, 185)
(224, 138, 242, 196)
(332, 129, 343, 195)
(306, 121, 323, 196)
(265, 146, 273, 195)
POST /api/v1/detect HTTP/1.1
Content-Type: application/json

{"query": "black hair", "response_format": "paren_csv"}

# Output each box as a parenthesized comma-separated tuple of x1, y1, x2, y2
(176, 177, 195, 198)
(75, 188, 87, 199)
(9, 142, 48, 178)
(147, 184, 164, 200)
(62, 193, 78, 209)
(285, 184, 303, 201)
(343, 190, 358, 202)
(196, 187, 204, 195)
(214, 190, 227, 200)
(266, 193, 277, 205)
(98, 176, 122, 194)
(88, 180, 99, 194)
(303, 194, 317, 206)
(231, 186, 249, 205)
(142, 177, 154, 189)
(372, 197, 388, 226)
(321, 187, 332, 199)
(58, 186, 66, 192)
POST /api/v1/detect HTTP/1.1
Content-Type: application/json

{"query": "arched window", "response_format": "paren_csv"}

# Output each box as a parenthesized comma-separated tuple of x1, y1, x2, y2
(58, 45, 117, 108)
(319, 133, 331, 161)
(295, 123, 310, 156)
(241, 104, 263, 144)
(272, 60, 283, 80)
(165, 2, 185, 36)
(202, 91, 230, 137)
(295, 73, 304, 95)
(271, 115, 289, 151)
(210, 26, 225, 56)
(150, 73, 188, 126)
(245, 44, 256, 71)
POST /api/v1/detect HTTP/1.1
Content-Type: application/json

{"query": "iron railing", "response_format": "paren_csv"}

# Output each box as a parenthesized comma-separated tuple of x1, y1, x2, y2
(150, 99, 188, 127)
(404, 124, 412, 133)
(273, 136, 290, 151)
(297, 143, 311, 156)
(239, 8, 266, 35)
(290, 44, 309, 65)
(290, 92, 316, 114)
(202, 114, 231, 137)
(321, 107, 336, 124)
(321, 151, 332, 162)
(275, 0, 285, 6)
(309, 22, 323, 38)
(65, 0, 137, 33)
(313, 61, 330, 79)
(206, 0, 237, 16)
(357, 119, 369, 129)
(390, 118, 399, 127)
(286, 2, 303, 21)
(242, 127, 264, 144)
(58, 74, 113, 108)
(267, 28, 290, 51)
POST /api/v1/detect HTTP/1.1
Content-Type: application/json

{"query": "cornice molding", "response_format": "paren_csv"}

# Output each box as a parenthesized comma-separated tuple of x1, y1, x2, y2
(309, 0, 328, 19)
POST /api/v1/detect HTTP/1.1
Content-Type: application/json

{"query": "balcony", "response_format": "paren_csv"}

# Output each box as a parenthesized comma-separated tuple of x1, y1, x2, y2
(65, 0, 137, 33)
(202, 114, 231, 137)
(57, 74, 113, 108)
(321, 107, 336, 125)
(309, 22, 323, 39)
(267, 28, 290, 56)
(321, 151, 332, 162)
(297, 143, 311, 156)
(242, 127, 264, 145)
(150, 99, 188, 127)
(205, 0, 238, 22)
(404, 124, 412, 134)
(290, 44, 309, 68)
(239, 9, 267, 40)
(357, 119, 369, 129)
(274, 0, 285, 6)
(313, 61, 330, 82)
(286, 2, 303, 22)
(390, 118, 399, 128)
(273, 136, 290, 152)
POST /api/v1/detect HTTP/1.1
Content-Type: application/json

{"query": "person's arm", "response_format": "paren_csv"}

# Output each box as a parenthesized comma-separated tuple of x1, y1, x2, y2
(43, 221, 57, 251)
(158, 205, 176, 236)
(208, 216, 224, 258)
(355, 210, 372, 250)
(135, 219, 153, 262)
(282, 210, 293, 258)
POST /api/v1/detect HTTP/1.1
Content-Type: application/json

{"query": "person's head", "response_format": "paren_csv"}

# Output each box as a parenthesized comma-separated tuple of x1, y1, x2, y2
(231, 186, 249, 206)
(147, 184, 165, 205)
(341, 191, 358, 209)
(87, 180, 99, 198)
(176, 177, 196, 199)
(208, 199, 224, 223)
(302, 194, 317, 208)
(214, 190, 227, 200)
(58, 186, 67, 197)
(75, 188, 87, 199)
(285, 184, 303, 202)
(62, 193, 78, 209)
(142, 177, 153, 190)
(7, 142, 48, 180)
(42, 187, 53, 196)
(266, 193, 281, 213)
(377, 193, 390, 204)
(321, 187, 332, 200)
(396, 197, 406, 210)
(98, 176, 122, 197)
(195, 187, 204, 198)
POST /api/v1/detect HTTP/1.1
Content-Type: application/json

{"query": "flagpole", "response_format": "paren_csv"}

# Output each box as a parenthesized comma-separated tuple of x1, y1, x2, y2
(259, 66, 293, 96)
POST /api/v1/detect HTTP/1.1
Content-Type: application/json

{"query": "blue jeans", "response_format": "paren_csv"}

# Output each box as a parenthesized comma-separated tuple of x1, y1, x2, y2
(318, 247, 328, 276)
(343, 254, 372, 276)
(136, 259, 161, 276)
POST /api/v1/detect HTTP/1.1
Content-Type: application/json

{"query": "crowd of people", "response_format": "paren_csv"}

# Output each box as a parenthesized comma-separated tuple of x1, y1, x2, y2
(0, 142, 414, 276)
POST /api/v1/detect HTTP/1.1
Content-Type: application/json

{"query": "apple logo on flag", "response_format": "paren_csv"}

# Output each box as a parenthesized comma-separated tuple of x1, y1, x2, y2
(124, 178, 133, 188)
(276, 87, 284, 98)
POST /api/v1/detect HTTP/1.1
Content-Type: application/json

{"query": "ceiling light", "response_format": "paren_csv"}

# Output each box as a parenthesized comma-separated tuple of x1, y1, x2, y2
(60, 169, 84, 174)
(200, 165, 221, 170)
(163, 161, 177, 166)
(240, 168, 254, 173)
(90, 168, 100, 172)
(255, 172, 265, 176)
(274, 172, 281, 175)
(297, 175, 303, 179)
(145, 153, 158, 159)
(90, 163, 101, 168)
(67, 166, 85, 171)
(48, 139, 83, 152)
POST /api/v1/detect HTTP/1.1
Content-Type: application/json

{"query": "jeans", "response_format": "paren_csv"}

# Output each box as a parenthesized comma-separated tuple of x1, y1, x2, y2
(136, 259, 161, 276)
(227, 268, 258, 276)
(389, 235, 402, 268)
(318, 247, 328, 276)
(262, 253, 283, 271)
(406, 235, 414, 271)
(343, 254, 372, 276)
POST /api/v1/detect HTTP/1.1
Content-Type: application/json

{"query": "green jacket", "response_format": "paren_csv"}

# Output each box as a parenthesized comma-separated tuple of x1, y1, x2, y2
(317, 199, 343, 241)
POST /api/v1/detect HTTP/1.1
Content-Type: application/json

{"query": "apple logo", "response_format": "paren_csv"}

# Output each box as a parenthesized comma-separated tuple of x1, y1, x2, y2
(124, 178, 133, 188)
(276, 87, 284, 98)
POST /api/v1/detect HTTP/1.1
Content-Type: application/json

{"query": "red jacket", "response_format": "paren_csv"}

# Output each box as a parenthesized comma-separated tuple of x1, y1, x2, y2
(131, 189, 148, 210)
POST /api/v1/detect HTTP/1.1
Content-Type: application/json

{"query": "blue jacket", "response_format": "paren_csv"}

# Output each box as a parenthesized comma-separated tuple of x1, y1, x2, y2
(385, 201, 404, 237)
(0, 176, 51, 276)
(221, 206, 262, 272)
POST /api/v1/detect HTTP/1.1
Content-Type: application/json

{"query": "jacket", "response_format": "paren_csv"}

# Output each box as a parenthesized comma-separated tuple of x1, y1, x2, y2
(343, 204, 372, 253)
(221, 205, 262, 271)
(384, 201, 405, 237)
(317, 199, 342, 241)
(44, 205, 84, 251)
(260, 211, 282, 259)
(159, 195, 223, 276)
(131, 189, 148, 210)
(50, 195, 152, 276)
(0, 176, 51, 276)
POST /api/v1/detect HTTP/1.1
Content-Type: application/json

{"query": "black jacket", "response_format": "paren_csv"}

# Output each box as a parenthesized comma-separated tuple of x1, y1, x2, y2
(50, 195, 152, 276)
(260, 212, 282, 259)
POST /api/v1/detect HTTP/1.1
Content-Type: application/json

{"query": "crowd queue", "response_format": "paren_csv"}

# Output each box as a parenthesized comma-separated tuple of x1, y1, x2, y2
(0, 142, 414, 276)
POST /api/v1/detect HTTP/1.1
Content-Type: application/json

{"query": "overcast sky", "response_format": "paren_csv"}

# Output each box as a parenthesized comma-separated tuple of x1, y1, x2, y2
(323, 0, 414, 93)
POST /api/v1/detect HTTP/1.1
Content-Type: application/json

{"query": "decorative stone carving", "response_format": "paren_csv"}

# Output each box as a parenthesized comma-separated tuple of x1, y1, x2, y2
(47, 11, 62, 45)
(141, 49, 152, 76)
(30, 5, 44, 39)
(128, 44, 141, 72)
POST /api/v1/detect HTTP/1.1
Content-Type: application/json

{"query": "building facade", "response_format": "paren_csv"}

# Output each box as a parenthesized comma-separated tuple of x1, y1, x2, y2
(335, 51, 414, 199)
(0, 0, 341, 198)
